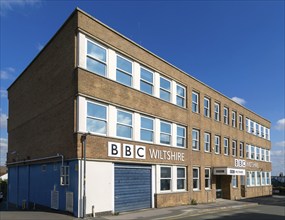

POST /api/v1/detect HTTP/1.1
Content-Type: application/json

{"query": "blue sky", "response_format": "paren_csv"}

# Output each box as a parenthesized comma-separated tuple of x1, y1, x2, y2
(0, 0, 284, 175)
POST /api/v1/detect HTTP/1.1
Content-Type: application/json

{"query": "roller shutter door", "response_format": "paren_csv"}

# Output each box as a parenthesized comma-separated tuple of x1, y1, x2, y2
(115, 164, 152, 212)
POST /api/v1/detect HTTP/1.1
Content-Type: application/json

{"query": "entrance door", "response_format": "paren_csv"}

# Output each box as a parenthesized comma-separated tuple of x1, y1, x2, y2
(240, 175, 246, 197)
(114, 164, 152, 213)
(216, 176, 222, 198)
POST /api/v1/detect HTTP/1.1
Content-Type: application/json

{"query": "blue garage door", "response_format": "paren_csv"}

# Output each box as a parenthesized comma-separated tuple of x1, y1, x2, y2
(115, 164, 152, 212)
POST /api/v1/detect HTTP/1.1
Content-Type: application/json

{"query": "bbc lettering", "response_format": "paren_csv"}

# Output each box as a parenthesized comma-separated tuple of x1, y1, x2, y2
(108, 142, 146, 159)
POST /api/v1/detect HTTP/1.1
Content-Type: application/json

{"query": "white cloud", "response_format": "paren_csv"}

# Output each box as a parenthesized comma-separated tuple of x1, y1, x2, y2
(271, 149, 285, 175)
(231, 96, 246, 106)
(0, 89, 7, 98)
(275, 118, 285, 130)
(0, 113, 8, 129)
(0, 0, 42, 16)
(275, 141, 285, 148)
(271, 150, 285, 156)
(0, 67, 15, 80)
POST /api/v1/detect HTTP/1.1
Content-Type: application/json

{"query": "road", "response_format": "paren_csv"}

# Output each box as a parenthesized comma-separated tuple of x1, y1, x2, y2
(168, 195, 285, 220)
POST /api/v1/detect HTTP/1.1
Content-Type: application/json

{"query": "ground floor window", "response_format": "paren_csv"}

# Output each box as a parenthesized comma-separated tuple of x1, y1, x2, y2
(177, 167, 186, 190)
(232, 175, 237, 188)
(205, 168, 211, 189)
(193, 167, 200, 190)
(159, 166, 187, 192)
(160, 167, 171, 191)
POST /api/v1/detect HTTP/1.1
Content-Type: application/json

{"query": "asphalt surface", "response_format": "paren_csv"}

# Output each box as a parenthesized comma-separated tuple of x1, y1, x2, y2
(0, 195, 284, 220)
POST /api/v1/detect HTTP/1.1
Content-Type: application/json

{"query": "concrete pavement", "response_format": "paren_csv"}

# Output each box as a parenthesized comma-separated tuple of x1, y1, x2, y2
(0, 198, 260, 220)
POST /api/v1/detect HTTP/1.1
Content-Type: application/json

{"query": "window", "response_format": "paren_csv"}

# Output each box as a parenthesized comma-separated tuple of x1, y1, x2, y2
(176, 84, 186, 107)
(140, 116, 154, 142)
(239, 115, 243, 130)
(252, 172, 256, 186)
(205, 168, 211, 189)
(160, 167, 171, 191)
(192, 129, 200, 150)
(246, 118, 250, 132)
(60, 166, 69, 186)
(192, 92, 199, 113)
(250, 121, 254, 134)
(232, 175, 237, 188)
(215, 136, 220, 154)
(223, 107, 229, 124)
(239, 142, 244, 158)
(256, 147, 260, 160)
(246, 144, 250, 159)
(160, 77, 171, 102)
(204, 97, 210, 117)
(232, 111, 236, 127)
(86, 40, 107, 76)
(224, 138, 229, 155)
(177, 167, 186, 190)
(232, 140, 237, 157)
(116, 55, 132, 86)
(261, 126, 265, 138)
(266, 172, 271, 185)
(265, 128, 269, 140)
(265, 150, 270, 162)
(257, 172, 261, 185)
(87, 102, 107, 135)
(262, 172, 266, 185)
(117, 110, 132, 139)
(251, 146, 255, 160)
(261, 149, 265, 161)
(246, 172, 250, 186)
(160, 121, 171, 145)
(204, 133, 211, 152)
(177, 125, 186, 148)
(214, 103, 220, 121)
(140, 67, 153, 95)
(256, 123, 260, 135)
(193, 168, 200, 190)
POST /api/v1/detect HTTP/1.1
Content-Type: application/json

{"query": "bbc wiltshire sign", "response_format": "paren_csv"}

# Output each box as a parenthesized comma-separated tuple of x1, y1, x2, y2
(108, 142, 185, 161)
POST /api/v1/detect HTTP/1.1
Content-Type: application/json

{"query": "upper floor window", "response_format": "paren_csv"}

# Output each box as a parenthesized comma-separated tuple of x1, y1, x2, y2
(250, 145, 255, 160)
(250, 121, 254, 133)
(224, 138, 229, 155)
(265, 128, 269, 140)
(192, 92, 199, 113)
(232, 111, 236, 127)
(116, 55, 132, 86)
(232, 140, 237, 157)
(176, 84, 186, 107)
(204, 133, 211, 152)
(261, 126, 265, 138)
(224, 107, 229, 124)
(214, 103, 220, 121)
(86, 40, 107, 76)
(256, 147, 260, 160)
(160, 77, 171, 102)
(256, 123, 260, 136)
(87, 102, 107, 135)
(160, 167, 171, 191)
(160, 121, 171, 145)
(239, 142, 244, 158)
(204, 97, 210, 117)
(177, 125, 186, 148)
(117, 110, 133, 139)
(140, 67, 153, 95)
(193, 168, 200, 190)
(140, 116, 154, 142)
(239, 115, 243, 130)
(192, 129, 200, 150)
(261, 149, 265, 161)
(215, 135, 220, 154)
(246, 118, 250, 132)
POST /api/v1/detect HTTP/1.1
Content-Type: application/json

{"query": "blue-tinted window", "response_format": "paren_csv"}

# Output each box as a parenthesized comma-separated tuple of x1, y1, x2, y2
(116, 55, 132, 86)
(86, 102, 107, 134)
(86, 41, 107, 76)
(117, 110, 132, 138)
(160, 121, 171, 145)
(160, 77, 171, 102)
(140, 68, 153, 95)
(140, 116, 154, 142)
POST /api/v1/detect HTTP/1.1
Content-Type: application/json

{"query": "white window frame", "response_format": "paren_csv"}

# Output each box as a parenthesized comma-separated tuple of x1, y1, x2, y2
(205, 168, 211, 190)
(140, 66, 154, 95)
(232, 111, 236, 127)
(160, 120, 172, 145)
(256, 147, 260, 160)
(239, 142, 244, 158)
(224, 138, 229, 156)
(246, 171, 251, 186)
(193, 167, 200, 190)
(204, 97, 210, 117)
(214, 103, 220, 121)
(204, 133, 211, 152)
(140, 115, 154, 143)
(116, 109, 133, 139)
(232, 175, 237, 188)
(116, 54, 133, 87)
(176, 84, 186, 108)
(160, 76, 171, 102)
(192, 129, 200, 150)
(177, 167, 186, 191)
(192, 92, 199, 113)
(160, 166, 172, 191)
(239, 115, 243, 130)
(251, 145, 255, 160)
(176, 125, 186, 148)
(215, 135, 220, 154)
(246, 144, 250, 159)
(232, 140, 237, 157)
(60, 166, 70, 186)
(224, 107, 229, 124)
(86, 101, 108, 135)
